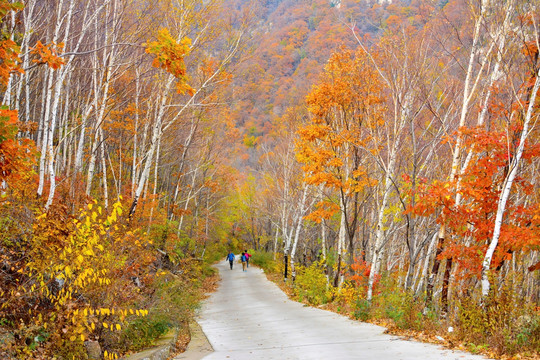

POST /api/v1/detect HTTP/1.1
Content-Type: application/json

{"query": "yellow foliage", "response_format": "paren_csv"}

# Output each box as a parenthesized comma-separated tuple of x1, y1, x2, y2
(4, 201, 153, 357)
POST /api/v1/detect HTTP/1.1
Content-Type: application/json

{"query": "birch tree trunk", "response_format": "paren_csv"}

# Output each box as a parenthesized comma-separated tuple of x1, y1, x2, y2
(86, 0, 117, 196)
(415, 232, 438, 295)
(367, 144, 399, 301)
(481, 69, 540, 297)
(290, 184, 309, 282)
(128, 74, 175, 218)
(41, 0, 99, 207)
(15, 0, 36, 116)
(333, 196, 346, 288)
(45, 0, 76, 209)
(99, 128, 109, 209)
(426, 0, 491, 306)
(2, 9, 16, 106)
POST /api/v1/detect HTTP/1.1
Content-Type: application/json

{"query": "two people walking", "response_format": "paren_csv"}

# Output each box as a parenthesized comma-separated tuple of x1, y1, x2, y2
(241, 250, 251, 271)
(225, 250, 251, 271)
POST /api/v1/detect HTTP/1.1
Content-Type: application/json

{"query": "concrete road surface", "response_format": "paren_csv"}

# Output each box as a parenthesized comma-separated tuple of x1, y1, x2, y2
(196, 261, 488, 360)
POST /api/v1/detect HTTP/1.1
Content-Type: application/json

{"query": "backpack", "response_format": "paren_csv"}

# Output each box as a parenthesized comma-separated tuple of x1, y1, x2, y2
(241, 254, 246, 262)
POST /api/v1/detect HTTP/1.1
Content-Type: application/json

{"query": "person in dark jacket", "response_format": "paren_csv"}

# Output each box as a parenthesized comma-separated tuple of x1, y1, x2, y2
(226, 251, 235, 270)
(241, 252, 247, 272)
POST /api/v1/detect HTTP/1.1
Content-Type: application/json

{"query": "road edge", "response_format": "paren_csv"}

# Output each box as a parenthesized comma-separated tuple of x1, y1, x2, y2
(173, 320, 213, 359)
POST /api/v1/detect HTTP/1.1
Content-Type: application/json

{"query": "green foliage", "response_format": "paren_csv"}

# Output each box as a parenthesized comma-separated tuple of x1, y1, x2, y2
(249, 250, 277, 273)
(293, 262, 329, 306)
(370, 286, 409, 328)
(122, 317, 171, 351)
(204, 240, 228, 263)
(353, 299, 370, 321)
(119, 263, 206, 353)
(354, 274, 437, 331)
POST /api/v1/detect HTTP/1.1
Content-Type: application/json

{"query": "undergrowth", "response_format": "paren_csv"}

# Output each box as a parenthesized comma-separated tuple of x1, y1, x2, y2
(256, 251, 540, 359)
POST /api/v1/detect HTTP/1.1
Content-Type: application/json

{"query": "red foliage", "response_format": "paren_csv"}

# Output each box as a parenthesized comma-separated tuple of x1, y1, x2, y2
(410, 126, 540, 280)
(0, 108, 36, 186)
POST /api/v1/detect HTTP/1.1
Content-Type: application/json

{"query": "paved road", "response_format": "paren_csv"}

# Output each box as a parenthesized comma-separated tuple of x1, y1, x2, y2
(196, 261, 488, 360)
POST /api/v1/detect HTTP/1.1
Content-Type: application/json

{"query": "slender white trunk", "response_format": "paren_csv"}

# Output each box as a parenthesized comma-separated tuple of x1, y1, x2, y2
(86, 128, 100, 195)
(44, 0, 87, 208)
(273, 223, 279, 260)
(129, 74, 175, 217)
(99, 128, 109, 210)
(481, 70, 540, 297)
(415, 232, 438, 294)
(336, 196, 347, 287)
(147, 136, 161, 231)
(321, 218, 329, 285)
(455, 0, 514, 206)
(367, 146, 398, 301)
(86, 3, 115, 196)
(37, 69, 55, 197)
(170, 114, 198, 220)
(177, 167, 198, 233)
(15, 0, 36, 116)
(74, 105, 93, 173)
(132, 69, 141, 193)
(290, 184, 308, 280)
(280, 145, 292, 258)
(2, 10, 16, 106)
(321, 219, 327, 260)
(435, 0, 490, 205)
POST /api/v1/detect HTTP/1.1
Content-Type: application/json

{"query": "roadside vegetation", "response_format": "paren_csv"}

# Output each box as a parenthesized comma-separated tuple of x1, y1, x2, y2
(251, 253, 540, 359)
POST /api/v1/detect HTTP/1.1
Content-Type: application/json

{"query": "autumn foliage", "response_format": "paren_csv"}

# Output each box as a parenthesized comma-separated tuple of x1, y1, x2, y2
(1, 0, 540, 358)
(0, 0, 238, 358)
(146, 28, 194, 95)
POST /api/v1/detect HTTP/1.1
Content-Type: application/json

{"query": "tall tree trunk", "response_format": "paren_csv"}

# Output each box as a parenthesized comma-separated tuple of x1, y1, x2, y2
(482, 67, 540, 298)
(99, 128, 109, 210)
(426, 0, 491, 307)
(415, 232, 437, 295)
(129, 75, 175, 218)
(290, 184, 308, 282)
(441, 258, 453, 315)
(367, 144, 398, 301)
(334, 196, 346, 288)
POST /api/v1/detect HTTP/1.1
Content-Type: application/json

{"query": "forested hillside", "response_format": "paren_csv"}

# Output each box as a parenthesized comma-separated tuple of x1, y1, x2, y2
(0, 0, 539, 358)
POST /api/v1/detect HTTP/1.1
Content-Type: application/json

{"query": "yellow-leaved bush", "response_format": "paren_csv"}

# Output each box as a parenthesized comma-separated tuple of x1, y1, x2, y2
(1, 200, 154, 358)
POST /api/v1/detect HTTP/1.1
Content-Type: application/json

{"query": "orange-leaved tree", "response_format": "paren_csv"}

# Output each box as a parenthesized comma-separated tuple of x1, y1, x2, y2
(296, 47, 383, 286)
(145, 28, 194, 95)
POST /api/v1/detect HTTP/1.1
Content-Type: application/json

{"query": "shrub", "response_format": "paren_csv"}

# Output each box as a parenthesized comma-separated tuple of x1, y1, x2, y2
(354, 299, 371, 321)
(121, 316, 171, 351)
(294, 262, 329, 306)
(250, 250, 278, 273)
(352, 273, 436, 331)
(204, 241, 228, 263)
(118, 267, 203, 353)
(457, 283, 540, 356)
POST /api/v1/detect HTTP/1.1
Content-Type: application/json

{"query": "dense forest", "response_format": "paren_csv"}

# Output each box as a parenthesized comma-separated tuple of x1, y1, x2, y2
(0, 0, 539, 358)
